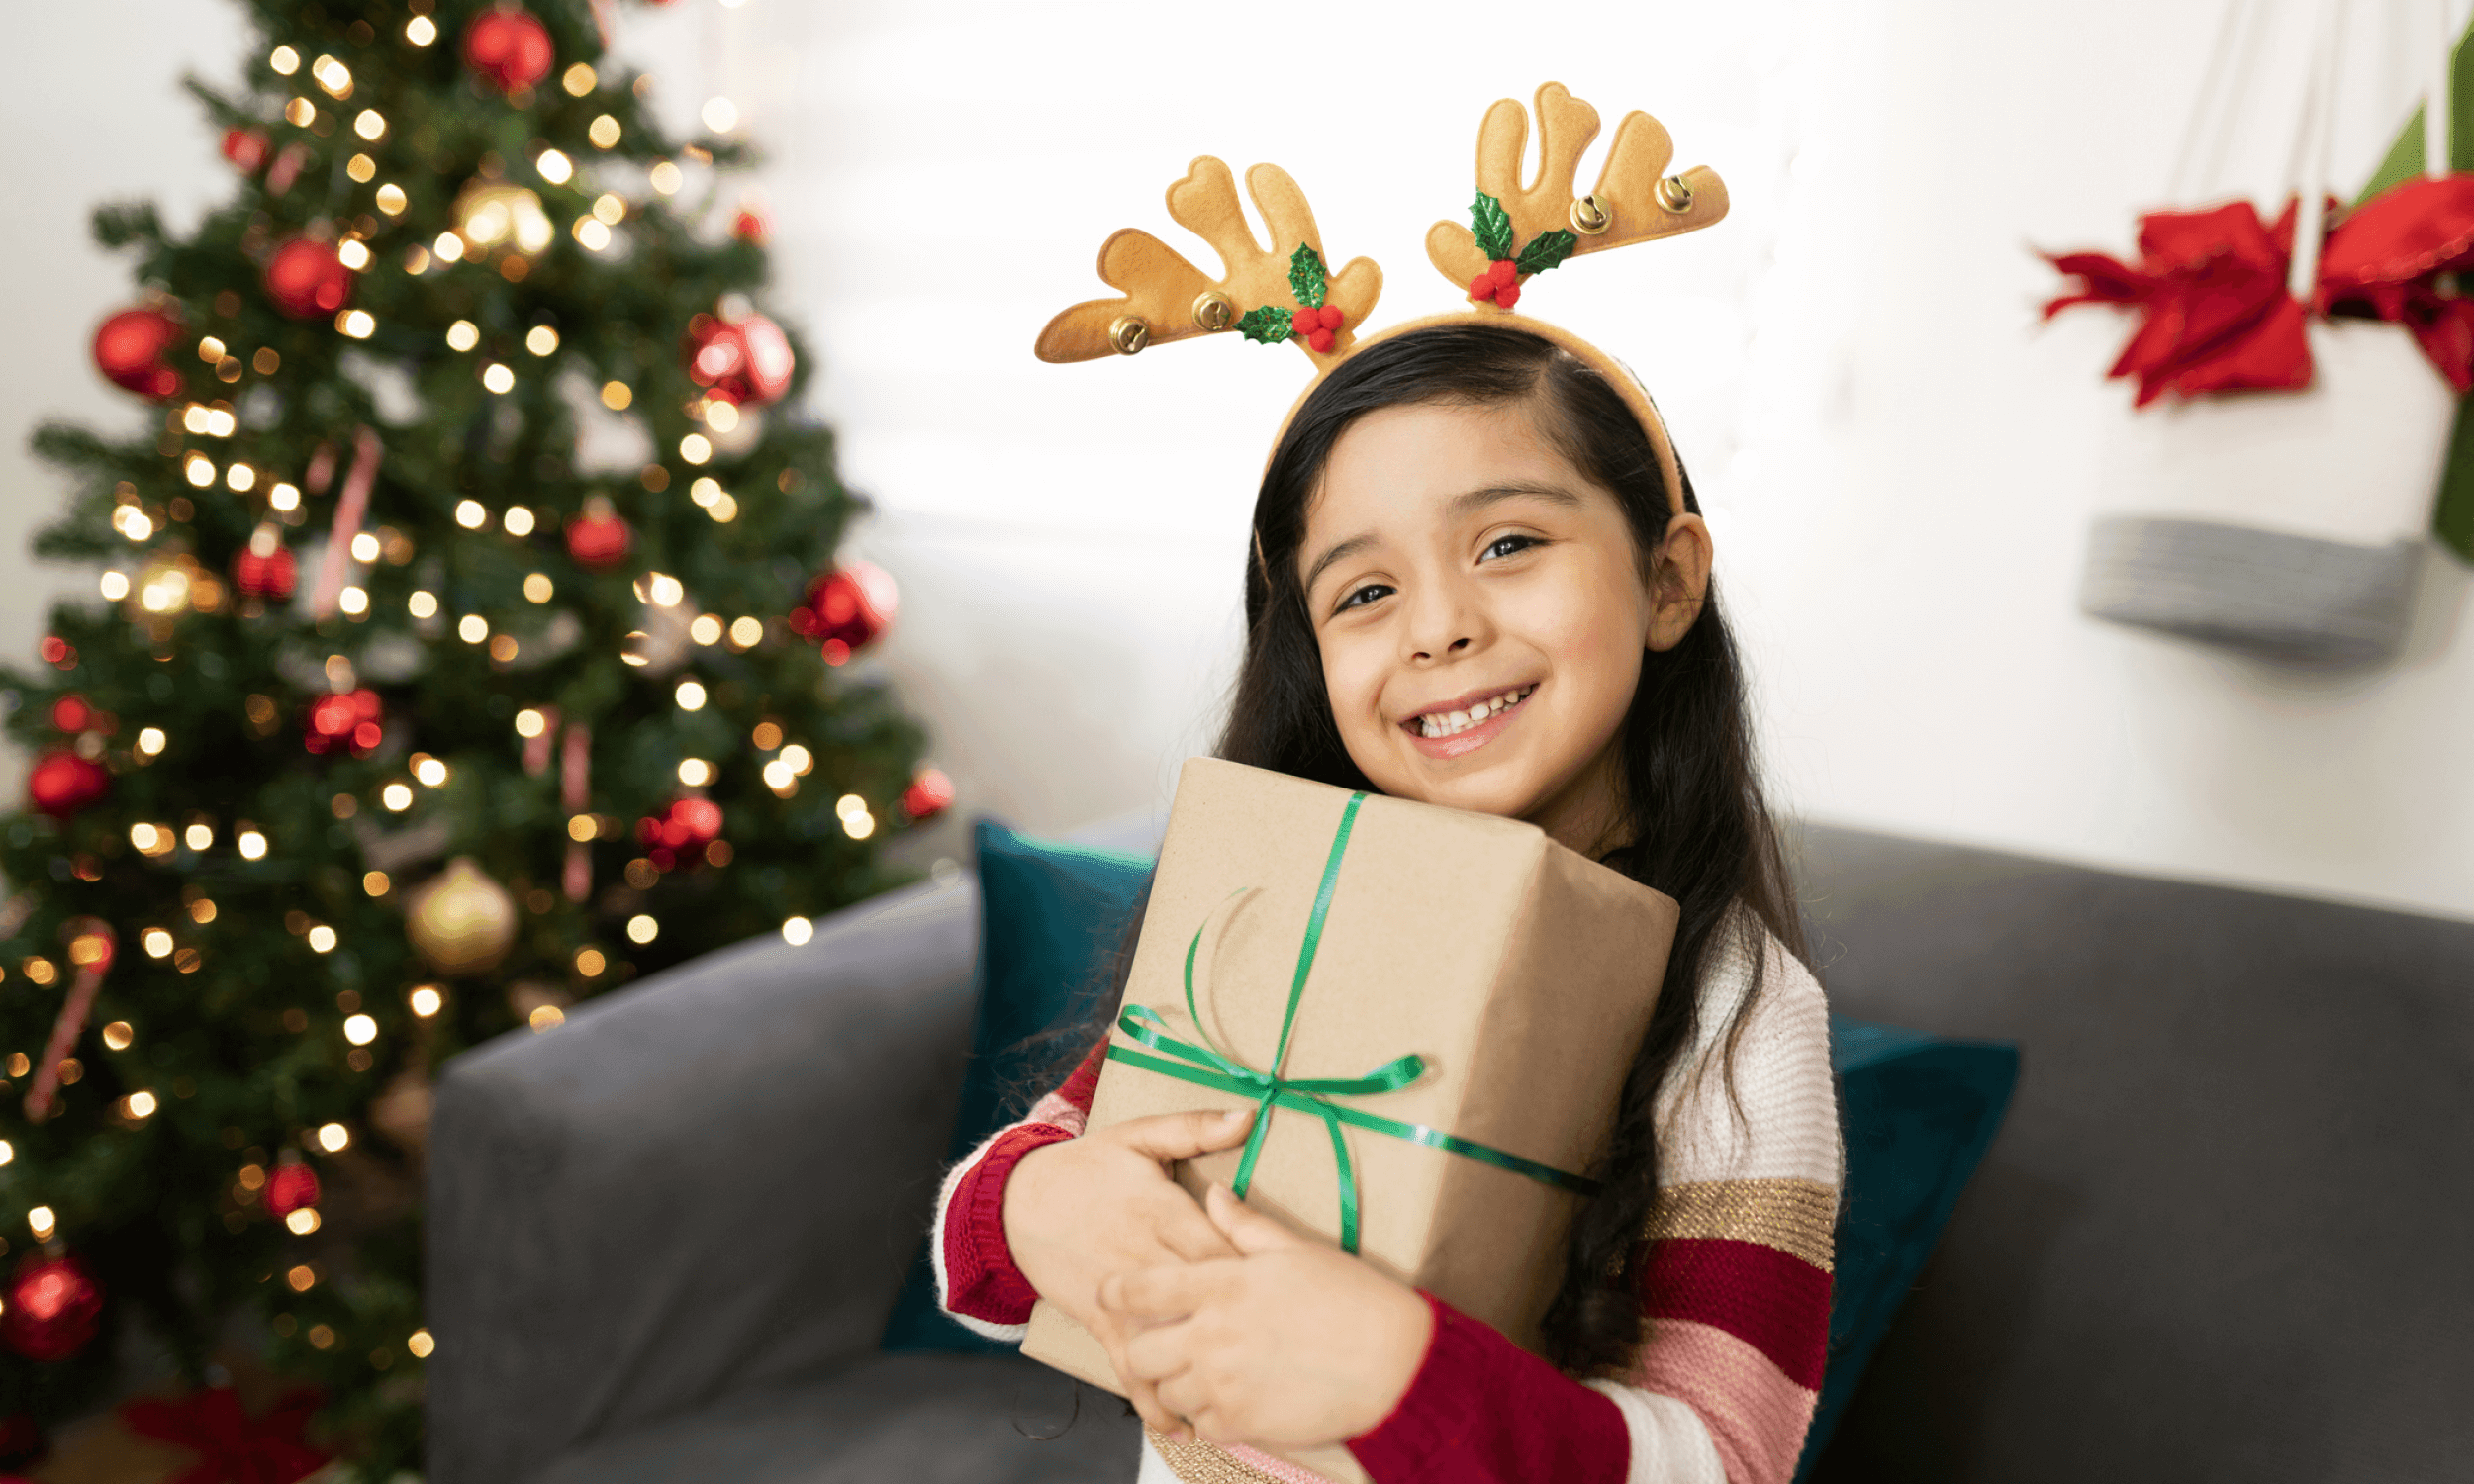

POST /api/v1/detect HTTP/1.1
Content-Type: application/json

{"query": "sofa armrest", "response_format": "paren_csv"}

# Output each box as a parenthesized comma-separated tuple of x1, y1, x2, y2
(425, 874, 979, 1484)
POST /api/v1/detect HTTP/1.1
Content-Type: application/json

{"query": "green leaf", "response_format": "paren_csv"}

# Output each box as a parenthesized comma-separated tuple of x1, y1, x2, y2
(1236, 305, 1295, 344)
(1514, 229, 1579, 276)
(1471, 192, 1515, 262)
(2435, 394, 2474, 562)
(1287, 243, 1328, 309)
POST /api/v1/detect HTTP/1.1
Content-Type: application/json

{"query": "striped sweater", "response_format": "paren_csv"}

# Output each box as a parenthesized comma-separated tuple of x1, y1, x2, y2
(934, 914, 1842, 1484)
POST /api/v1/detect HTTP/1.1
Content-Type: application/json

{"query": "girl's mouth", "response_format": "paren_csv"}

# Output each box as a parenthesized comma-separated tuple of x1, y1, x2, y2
(1402, 685, 1534, 759)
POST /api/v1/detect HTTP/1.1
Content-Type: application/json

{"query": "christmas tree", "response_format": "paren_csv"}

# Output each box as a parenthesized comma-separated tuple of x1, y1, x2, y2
(8, 0, 938, 1471)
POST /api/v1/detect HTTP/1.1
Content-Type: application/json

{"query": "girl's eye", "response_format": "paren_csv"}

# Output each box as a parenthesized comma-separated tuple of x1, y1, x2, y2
(1336, 582, 1393, 613)
(1482, 533, 1543, 562)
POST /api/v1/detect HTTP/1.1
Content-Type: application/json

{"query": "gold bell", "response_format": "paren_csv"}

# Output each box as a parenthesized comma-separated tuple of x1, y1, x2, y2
(1107, 316, 1150, 355)
(1191, 290, 1235, 333)
(1654, 175, 1695, 214)
(1570, 194, 1612, 235)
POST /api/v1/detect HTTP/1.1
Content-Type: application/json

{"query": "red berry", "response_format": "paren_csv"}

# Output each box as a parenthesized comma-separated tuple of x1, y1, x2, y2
(1468, 273, 1494, 300)
(1318, 306, 1345, 331)
(1496, 281, 1522, 309)
(1306, 328, 1335, 354)
(1289, 307, 1313, 333)
(1492, 259, 1519, 286)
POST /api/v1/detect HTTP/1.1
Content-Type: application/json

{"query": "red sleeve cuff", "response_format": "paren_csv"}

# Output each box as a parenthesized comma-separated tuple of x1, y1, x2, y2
(940, 1123, 1079, 1325)
(1347, 1293, 1629, 1484)
(1058, 1033, 1109, 1115)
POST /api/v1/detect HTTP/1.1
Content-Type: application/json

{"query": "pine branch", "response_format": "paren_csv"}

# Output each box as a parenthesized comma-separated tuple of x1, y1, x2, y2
(90, 201, 164, 251)
(180, 74, 257, 129)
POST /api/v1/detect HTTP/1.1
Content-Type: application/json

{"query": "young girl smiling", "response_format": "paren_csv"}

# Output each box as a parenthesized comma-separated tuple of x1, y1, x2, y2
(934, 322, 1840, 1484)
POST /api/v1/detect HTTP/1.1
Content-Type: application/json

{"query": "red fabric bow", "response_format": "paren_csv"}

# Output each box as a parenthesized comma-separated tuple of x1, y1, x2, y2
(119, 1387, 329, 1484)
(2048, 180, 2474, 401)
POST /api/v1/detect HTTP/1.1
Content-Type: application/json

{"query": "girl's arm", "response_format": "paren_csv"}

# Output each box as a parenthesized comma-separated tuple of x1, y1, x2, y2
(932, 1037, 1111, 1335)
(1349, 928, 1841, 1484)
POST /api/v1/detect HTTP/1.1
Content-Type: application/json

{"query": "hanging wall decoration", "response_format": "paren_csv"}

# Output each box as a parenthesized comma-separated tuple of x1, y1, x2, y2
(2045, 0, 2474, 664)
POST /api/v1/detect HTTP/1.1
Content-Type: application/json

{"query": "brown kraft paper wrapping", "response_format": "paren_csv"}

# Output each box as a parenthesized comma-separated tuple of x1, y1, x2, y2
(1020, 758, 1677, 1479)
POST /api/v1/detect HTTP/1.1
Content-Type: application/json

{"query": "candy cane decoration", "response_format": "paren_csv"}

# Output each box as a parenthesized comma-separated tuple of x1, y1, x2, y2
(310, 426, 381, 619)
(562, 723, 593, 901)
(523, 704, 561, 777)
(26, 921, 114, 1122)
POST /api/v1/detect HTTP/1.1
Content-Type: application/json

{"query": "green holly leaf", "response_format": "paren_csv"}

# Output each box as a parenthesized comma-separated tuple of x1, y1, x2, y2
(1237, 305, 1295, 344)
(1514, 229, 1579, 276)
(1287, 244, 1328, 309)
(1471, 192, 1515, 262)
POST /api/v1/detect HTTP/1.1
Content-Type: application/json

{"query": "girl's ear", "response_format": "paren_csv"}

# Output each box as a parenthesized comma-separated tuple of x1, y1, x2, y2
(1644, 514, 1712, 653)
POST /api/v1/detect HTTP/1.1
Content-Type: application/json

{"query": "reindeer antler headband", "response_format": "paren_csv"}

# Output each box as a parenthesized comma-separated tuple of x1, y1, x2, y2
(1036, 82, 1728, 519)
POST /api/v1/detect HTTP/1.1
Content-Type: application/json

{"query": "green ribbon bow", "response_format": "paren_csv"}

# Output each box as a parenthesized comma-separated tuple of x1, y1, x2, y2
(1104, 790, 1602, 1254)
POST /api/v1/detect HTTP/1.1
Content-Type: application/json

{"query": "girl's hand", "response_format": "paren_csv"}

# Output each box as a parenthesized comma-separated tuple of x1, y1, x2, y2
(1002, 1108, 1258, 1429)
(1100, 1183, 1435, 1449)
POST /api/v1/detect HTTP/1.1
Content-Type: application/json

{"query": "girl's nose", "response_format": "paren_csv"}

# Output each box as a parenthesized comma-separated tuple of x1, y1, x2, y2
(1401, 580, 1486, 663)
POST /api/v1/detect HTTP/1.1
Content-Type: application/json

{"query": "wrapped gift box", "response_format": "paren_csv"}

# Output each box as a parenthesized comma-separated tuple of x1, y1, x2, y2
(1023, 757, 1676, 1476)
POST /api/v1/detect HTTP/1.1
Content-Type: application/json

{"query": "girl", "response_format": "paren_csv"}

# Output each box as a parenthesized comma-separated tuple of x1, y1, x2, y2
(934, 323, 1840, 1484)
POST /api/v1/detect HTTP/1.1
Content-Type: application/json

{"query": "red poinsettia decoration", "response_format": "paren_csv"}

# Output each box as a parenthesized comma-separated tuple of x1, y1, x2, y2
(2048, 178, 2474, 403)
(2317, 174, 2474, 391)
(120, 1386, 329, 1484)
(2045, 200, 2312, 406)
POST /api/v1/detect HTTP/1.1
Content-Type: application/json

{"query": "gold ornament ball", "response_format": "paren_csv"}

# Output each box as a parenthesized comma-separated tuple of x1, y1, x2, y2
(404, 857, 518, 975)
(452, 180, 554, 259)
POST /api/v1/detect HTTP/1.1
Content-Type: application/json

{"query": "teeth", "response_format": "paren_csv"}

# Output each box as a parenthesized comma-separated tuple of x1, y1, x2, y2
(1416, 687, 1530, 738)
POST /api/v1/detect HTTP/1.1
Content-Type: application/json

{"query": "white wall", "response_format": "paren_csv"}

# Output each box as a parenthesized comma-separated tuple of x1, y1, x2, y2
(11, 0, 2472, 921)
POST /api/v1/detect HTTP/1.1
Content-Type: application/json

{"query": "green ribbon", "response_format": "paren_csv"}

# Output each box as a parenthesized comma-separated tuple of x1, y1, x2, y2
(1105, 790, 1601, 1254)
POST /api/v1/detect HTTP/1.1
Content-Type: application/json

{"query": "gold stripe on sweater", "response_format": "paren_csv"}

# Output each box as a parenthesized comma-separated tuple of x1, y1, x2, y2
(1146, 1431, 1301, 1484)
(1646, 1177, 1838, 1272)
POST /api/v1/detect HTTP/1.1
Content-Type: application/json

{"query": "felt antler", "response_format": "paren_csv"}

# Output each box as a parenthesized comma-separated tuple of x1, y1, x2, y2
(1035, 156, 1381, 368)
(1427, 82, 1728, 308)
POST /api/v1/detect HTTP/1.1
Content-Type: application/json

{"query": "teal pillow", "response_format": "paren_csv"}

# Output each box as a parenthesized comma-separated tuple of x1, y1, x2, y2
(1793, 1017, 2019, 1479)
(879, 820, 1153, 1353)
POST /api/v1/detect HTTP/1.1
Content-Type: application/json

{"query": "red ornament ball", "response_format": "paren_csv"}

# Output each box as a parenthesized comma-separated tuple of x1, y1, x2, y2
(91, 308, 183, 401)
(462, 6, 555, 94)
(787, 562, 897, 663)
(305, 689, 383, 758)
(233, 538, 299, 600)
(635, 797, 724, 872)
(48, 696, 90, 734)
(222, 127, 270, 173)
(26, 751, 109, 818)
(263, 237, 353, 320)
(901, 767, 955, 822)
(730, 207, 769, 243)
(0, 1253, 103, 1364)
(564, 499, 632, 571)
(683, 312, 795, 406)
(263, 1162, 321, 1219)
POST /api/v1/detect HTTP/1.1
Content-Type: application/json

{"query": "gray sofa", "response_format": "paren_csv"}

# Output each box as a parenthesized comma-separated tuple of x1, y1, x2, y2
(427, 823, 2474, 1484)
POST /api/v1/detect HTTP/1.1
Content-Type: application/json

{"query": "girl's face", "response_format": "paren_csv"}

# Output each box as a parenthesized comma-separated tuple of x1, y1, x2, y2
(1296, 396, 1707, 852)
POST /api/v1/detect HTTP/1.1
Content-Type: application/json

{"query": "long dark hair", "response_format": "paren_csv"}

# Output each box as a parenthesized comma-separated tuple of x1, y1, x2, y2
(1221, 322, 1808, 1375)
